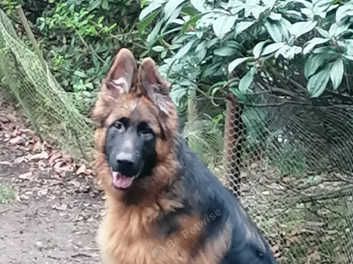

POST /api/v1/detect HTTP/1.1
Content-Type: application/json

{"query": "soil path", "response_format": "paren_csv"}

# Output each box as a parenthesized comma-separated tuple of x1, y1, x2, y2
(0, 94, 103, 264)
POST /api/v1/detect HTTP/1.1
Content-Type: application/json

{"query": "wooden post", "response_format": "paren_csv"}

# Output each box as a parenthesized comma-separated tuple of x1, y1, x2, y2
(17, 5, 46, 70)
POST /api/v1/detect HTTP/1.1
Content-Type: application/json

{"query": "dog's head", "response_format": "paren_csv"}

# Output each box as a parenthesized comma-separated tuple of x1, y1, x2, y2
(93, 49, 178, 195)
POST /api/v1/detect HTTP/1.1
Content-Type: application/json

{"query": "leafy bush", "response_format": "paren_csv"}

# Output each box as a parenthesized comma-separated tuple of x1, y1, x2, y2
(141, 0, 353, 104)
(37, 0, 141, 92)
(3, 0, 143, 114)
(139, 4, 353, 263)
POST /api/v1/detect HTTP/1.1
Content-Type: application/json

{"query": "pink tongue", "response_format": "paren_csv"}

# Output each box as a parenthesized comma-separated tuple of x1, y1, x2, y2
(112, 171, 134, 189)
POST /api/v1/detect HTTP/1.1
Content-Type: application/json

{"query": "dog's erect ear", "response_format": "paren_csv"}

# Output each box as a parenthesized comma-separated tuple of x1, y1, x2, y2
(104, 48, 137, 95)
(138, 58, 171, 114)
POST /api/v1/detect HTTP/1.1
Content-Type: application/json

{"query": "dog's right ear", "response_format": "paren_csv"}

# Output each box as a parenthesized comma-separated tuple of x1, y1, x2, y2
(103, 48, 137, 96)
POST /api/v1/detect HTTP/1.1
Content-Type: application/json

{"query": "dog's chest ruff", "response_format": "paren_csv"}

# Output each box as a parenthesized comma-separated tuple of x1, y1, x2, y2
(97, 202, 197, 264)
(97, 200, 231, 264)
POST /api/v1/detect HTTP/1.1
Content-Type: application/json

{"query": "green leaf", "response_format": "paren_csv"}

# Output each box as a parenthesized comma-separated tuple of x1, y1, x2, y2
(262, 42, 285, 56)
(164, 0, 186, 20)
(180, 14, 201, 34)
(73, 70, 86, 78)
(191, 0, 206, 12)
(313, 0, 332, 18)
(343, 55, 353, 61)
(328, 23, 350, 38)
(292, 0, 312, 9)
(214, 47, 237, 57)
(228, 57, 250, 73)
(235, 21, 255, 35)
(304, 54, 329, 79)
(265, 20, 283, 42)
(152, 45, 165, 52)
(290, 21, 317, 38)
(138, 10, 160, 34)
(336, 3, 353, 24)
(263, 0, 276, 8)
(269, 12, 282, 21)
(307, 66, 330, 97)
(239, 67, 256, 93)
(276, 45, 302, 60)
(330, 58, 344, 90)
(247, 5, 267, 19)
(316, 27, 329, 38)
(213, 14, 237, 39)
(265, 19, 290, 42)
(312, 46, 337, 55)
(146, 19, 163, 48)
(139, 0, 165, 20)
(303, 37, 329, 54)
(164, 6, 183, 26)
(175, 39, 196, 59)
(340, 39, 353, 55)
(253, 41, 268, 58)
(170, 84, 187, 106)
(301, 7, 314, 19)
(194, 41, 207, 62)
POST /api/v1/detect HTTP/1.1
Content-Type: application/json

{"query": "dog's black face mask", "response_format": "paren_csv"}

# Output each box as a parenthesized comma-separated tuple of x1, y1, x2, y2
(104, 116, 157, 190)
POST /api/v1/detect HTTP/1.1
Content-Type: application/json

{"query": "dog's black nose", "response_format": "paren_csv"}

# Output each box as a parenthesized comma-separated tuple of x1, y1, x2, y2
(117, 159, 134, 171)
(116, 153, 136, 176)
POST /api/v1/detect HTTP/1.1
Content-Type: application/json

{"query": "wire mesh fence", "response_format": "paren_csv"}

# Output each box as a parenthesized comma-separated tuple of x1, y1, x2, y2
(0, 10, 93, 159)
(1, 8, 353, 263)
(221, 92, 353, 263)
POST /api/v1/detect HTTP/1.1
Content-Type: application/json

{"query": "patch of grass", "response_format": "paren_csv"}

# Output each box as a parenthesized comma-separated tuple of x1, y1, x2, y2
(0, 184, 15, 204)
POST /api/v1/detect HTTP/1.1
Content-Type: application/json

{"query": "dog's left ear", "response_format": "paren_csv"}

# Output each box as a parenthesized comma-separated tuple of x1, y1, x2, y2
(138, 58, 172, 115)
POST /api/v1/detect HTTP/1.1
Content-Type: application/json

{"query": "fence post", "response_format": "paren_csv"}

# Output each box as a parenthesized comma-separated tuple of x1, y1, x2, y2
(223, 91, 244, 195)
(17, 5, 46, 70)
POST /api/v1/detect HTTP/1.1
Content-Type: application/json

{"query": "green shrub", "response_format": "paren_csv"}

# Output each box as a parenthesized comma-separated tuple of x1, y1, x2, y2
(36, 0, 142, 93)
(140, 0, 353, 103)
(3, 1, 143, 113)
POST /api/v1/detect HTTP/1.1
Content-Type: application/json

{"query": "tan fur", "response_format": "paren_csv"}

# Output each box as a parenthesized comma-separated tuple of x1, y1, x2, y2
(97, 198, 231, 264)
(93, 49, 230, 264)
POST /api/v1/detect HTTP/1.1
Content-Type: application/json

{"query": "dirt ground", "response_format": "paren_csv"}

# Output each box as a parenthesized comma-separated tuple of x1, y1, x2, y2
(0, 94, 103, 264)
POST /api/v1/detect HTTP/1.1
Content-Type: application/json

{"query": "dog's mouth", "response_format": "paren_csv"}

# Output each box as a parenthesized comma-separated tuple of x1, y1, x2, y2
(110, 170, 137, 190)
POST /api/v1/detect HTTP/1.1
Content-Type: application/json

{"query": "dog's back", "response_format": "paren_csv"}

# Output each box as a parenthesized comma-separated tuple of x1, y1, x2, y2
(176, 141, 277, 263)
(93, 48, 277, 264)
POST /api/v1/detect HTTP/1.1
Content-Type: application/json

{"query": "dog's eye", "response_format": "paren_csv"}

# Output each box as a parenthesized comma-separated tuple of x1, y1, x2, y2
(138, 123, 154, 140)
(113, 121, 125, 132)
(256, 250, 265, 258)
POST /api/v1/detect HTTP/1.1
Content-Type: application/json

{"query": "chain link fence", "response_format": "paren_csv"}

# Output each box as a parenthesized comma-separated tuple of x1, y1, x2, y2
(221, 92, 353, 263)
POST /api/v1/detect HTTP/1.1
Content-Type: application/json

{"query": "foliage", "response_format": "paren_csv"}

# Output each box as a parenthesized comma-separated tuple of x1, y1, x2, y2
(0, 9, 94, 159)
(37, 0, 141, 93)
(140, 0, 353, 105)
(139, 3, 353, 263)
(0, 184, 15, 204)
(2, 0, 142, 114)
(183, 113, 224, 167)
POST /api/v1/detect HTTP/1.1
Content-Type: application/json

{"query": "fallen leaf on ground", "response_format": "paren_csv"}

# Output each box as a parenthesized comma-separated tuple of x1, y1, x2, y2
(0, 116, 10, 123)
(0, 160, 12, 166)
(49, 151, 62, 165)
(18, 171, 33, 180)
(30, 151, 49, 161)
(32, 140, 42, 153)
(9, 136, 24, 145)
(76, 164, 89, 175)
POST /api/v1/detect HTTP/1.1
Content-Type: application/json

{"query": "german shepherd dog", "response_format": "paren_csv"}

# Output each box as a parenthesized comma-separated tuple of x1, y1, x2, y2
(92, 48, 277, 264)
